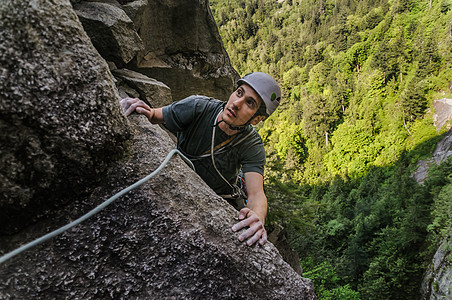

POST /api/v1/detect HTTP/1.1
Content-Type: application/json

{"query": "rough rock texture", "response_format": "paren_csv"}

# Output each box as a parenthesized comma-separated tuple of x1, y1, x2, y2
(0, 0, 130, 234)
(413, 99, 452, 184)
(0, 115, 316, 299)
(113, 68, 172, 107)
(126, 0, 239, 101)
(413, 107, 452, 299)
(413, 128, 452, 184)
(0, 0, 316, 298)
(73, 1, 143, 66)
(433, 98, 452, 131)
(432, 129, 452, 165)
(122, 0, 148, 29)
(73, 0, 238, 102)
(421, 236, 452, 300)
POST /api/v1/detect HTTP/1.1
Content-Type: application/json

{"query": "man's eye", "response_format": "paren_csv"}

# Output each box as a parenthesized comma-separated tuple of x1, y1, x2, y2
(237, 89, 243, 96)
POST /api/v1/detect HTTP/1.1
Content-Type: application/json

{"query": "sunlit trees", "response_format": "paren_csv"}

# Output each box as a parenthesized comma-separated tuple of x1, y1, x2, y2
(210, 0, 452, 298)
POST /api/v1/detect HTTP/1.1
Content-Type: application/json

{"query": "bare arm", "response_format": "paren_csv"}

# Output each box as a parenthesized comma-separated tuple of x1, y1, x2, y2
(244, 172, 267, 223)
(120, 97, 164, 124)
(232, 172, 268, 246)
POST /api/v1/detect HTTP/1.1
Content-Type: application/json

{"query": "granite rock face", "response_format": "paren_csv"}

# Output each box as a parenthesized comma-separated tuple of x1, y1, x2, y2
(412, 103, 452, 298)
(1, 116, 316, 299)
(413, 97, 452, 185)
(433, 98, 452, 131)
(413, 129, 452, 185)
(0, 0, 130, 234)
(0, 0, 316, 298)
(421, 236, 452, 300)
(74, 1, 143, 66)
(73, 0, 239, 102)
(113, 68, 172, 108)
(129, 0, 239, 101)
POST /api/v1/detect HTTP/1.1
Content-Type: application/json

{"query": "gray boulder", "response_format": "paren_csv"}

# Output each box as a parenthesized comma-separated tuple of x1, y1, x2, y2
(0, 0, 130, 234)
(126, 0, 239, 101)
(122, 0, 148, 29)
(73, 0, 238, 102)
(113, 68, 172, 107)
(73, 1, 143, 66)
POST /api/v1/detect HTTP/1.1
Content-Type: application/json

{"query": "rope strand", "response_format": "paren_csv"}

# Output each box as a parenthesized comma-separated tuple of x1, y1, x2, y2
(0, 149, 194, 265)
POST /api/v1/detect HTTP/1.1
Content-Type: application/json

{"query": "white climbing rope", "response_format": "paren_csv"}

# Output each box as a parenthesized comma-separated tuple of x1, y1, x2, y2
(0, 148, 194, 265)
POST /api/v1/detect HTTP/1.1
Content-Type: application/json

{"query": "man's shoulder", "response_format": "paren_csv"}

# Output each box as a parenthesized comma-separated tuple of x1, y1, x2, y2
(185, 96, 224, 121)
(163, 95, 223, 133)
(235, 126, 265, 156)
(183, 95, 223, 107)
(236, 126, 266, 173)
(244, 126, 264, 145)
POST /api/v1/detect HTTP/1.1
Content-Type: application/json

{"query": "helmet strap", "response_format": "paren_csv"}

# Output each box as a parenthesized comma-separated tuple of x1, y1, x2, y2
(215, 102, 264, 131)
(215, 110, 261, 131)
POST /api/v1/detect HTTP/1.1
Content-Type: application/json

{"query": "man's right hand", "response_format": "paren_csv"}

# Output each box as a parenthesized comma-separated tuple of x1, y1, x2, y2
(232, 207, 267, 246)
(120, 97, 151, 116)
(119, 97, 164, 124)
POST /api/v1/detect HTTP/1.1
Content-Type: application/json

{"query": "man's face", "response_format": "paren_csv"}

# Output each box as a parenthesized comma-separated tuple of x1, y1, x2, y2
(222, 84, 264, 127)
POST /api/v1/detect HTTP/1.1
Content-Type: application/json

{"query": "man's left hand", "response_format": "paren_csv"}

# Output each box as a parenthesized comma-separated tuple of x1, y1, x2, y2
(232, 207, 267, 246)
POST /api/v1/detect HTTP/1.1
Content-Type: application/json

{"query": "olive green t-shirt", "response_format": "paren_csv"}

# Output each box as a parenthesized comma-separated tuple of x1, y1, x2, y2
(162, 95, 266, 195)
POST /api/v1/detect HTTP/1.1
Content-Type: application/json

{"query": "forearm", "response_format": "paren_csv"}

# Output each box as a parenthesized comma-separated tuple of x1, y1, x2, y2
(246, 192, 267, 224)
(145, 107, 164, 124)
(243, 172, 267, 223)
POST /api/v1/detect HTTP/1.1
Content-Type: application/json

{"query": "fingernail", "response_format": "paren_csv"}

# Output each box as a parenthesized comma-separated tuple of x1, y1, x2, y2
(231, 225, 237, 231)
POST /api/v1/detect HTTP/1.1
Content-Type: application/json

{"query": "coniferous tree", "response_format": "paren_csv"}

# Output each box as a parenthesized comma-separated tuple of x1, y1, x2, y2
(210, 0, 452, 298)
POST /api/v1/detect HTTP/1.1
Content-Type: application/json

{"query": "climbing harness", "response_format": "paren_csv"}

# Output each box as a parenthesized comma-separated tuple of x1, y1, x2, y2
(0, 149, 194, 265)
(210, 110, 252, 209)
(176, 109, 252, 209)
(177, 110, 255, 161)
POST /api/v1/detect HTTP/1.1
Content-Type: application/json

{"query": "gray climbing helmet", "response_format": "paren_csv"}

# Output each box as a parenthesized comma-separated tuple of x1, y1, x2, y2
(237, 72, 281, 117)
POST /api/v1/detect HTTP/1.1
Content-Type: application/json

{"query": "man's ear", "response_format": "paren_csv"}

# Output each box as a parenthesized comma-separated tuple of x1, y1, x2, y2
(250, 115, 266, 125)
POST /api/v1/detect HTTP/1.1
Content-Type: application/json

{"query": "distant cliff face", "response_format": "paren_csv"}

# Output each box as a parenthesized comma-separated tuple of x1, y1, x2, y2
(413, 99, 452, 185)
(0, 0, 316, 298)
(413, 104, 452, 299)
(433, 98, 452, 131)
(421, 236, 452, 300)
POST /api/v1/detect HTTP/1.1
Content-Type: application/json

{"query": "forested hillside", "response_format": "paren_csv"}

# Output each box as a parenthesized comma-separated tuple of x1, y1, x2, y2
(210, 0, 452, 298)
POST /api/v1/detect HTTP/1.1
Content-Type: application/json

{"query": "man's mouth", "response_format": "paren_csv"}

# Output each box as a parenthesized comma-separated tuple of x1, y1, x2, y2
(227, 108, 236, 118)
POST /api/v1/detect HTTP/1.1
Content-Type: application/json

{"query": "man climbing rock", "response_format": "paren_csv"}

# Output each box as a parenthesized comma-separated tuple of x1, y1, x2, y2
(120, 72, 281, 246)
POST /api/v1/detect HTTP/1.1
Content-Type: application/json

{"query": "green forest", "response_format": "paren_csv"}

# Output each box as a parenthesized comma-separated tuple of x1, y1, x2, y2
(209, 0, 452, 298)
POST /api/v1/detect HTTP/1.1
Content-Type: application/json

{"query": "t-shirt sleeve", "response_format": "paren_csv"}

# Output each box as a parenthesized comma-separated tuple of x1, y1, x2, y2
(241, 133, 266, 176)
(162, 96, 206, 133)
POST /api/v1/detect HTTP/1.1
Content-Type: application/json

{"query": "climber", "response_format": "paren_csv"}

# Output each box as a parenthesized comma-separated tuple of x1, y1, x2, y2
(120, 72, 281, 246)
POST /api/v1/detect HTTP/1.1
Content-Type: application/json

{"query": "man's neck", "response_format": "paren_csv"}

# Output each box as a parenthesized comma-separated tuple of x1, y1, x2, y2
(217, 113, 241, 136)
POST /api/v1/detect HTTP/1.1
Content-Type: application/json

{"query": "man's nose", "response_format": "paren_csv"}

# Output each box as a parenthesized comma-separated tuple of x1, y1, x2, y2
(232, 97, 244, 109)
